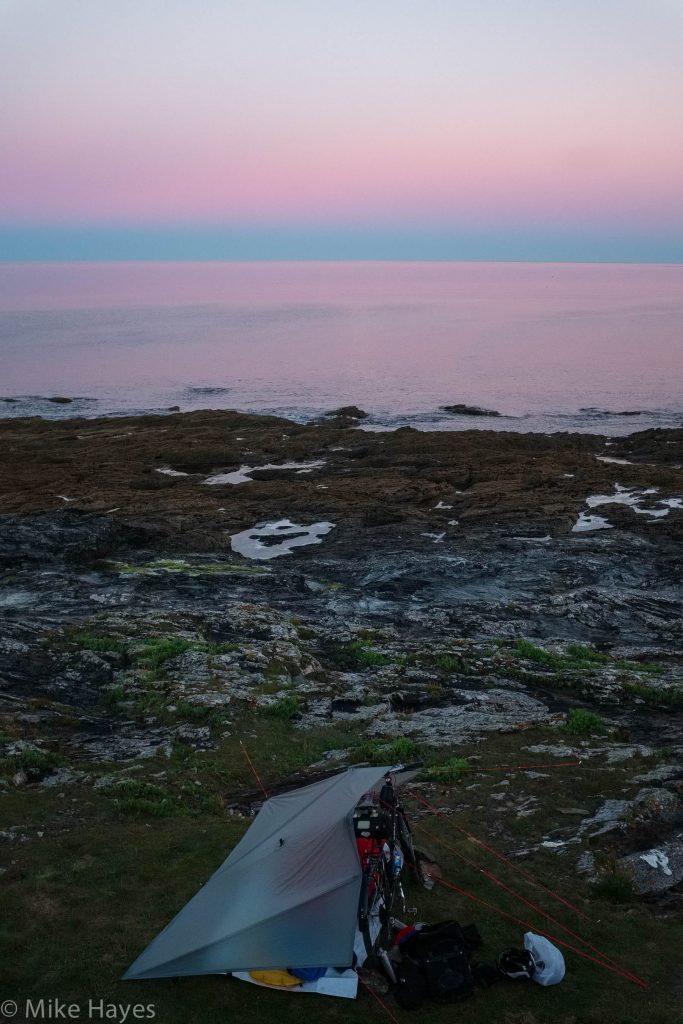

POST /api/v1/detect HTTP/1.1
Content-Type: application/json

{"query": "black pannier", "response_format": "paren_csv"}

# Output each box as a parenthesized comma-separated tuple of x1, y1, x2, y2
(399, 920, 479, 1004)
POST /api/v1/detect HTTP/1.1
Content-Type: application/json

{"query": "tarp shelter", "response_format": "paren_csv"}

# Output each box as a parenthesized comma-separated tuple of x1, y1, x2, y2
(124, 765, 395, 981)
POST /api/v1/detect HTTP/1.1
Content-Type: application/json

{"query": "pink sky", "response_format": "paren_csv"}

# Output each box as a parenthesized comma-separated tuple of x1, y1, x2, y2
(1, 0, 682, 257)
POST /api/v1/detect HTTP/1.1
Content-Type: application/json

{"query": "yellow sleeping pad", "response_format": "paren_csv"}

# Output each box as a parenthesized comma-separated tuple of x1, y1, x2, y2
(249, 969, 303, 988)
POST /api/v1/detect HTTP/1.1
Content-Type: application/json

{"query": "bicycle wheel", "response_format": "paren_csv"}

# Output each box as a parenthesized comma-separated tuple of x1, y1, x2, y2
(358, 857, 393, 958)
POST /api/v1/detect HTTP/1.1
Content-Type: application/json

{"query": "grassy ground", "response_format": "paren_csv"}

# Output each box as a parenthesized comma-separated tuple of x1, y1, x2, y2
(1, 717, 682, 1024)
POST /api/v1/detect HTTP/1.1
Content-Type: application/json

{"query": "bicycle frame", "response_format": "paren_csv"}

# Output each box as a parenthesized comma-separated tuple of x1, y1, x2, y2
(356, 761, 423, 959)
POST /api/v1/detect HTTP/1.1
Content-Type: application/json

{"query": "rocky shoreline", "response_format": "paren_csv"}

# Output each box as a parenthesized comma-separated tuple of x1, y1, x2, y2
(1, 409, 682, 906)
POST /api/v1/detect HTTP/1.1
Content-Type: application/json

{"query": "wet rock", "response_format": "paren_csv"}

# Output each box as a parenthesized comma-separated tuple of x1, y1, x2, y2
(40, 768, 87, 788)
(634, 759, 683, 785)
(0, 511, 160, 568)
(578, 788, 681, 838)
(576, 851, 597, 876)
(578, 799, 632, 837)
(324, 406, 368, 420)
(47, 650, 114, 708)
(166, 650, 213, 688)
(69, 728, 174, 763)
(172, 725, 214, 750)
(440, 404, 501, 417)
(631, 788, 682, 825)
(0, 410, 681, 869)
(0, 827, 29, 842)
(365, 688, 552, 746)
(618, 842, 683, 894)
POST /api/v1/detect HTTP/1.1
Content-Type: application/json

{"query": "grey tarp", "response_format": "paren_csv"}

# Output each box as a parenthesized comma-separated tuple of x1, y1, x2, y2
(123, 765, 393, 979)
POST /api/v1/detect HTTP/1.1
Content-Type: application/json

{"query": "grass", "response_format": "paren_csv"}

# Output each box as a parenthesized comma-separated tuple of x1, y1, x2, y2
(1, 716, 682, 1023)
(592, 869, 635, 904)
(422, 757, 471, 782)
(108, 779, 220, 818)
(561, 708, 608, 737)
(172, 701, 227, 726)
(110, 780, 178, 817)
(434, 653, 466, 674)
(564, 643, 611, 665)
(351, 735, 421, 764)
(70, 631, 128, 655)
(258, 695, 303, 720)
(623, 682, 683, 707)
(99, 684, 127, 710)
(137, 636, 194, 670)
(511, 640, 667, 687)
(0, 747, 60, 779)
(341, 639, 392, 668)
(514, 639, 567, 669)
(107, 559, 270, 576)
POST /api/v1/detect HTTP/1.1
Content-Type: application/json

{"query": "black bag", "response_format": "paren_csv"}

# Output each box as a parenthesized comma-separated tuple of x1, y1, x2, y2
(403, 920, 481, 958)
(394, 956, 427, 1010)
(471, 960, 501, 988)
(421, 940, 475, 1002)
(401, 921, 476, 1004)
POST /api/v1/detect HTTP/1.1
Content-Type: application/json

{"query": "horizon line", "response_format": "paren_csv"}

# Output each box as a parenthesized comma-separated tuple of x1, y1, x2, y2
(2, 256, 683, 266)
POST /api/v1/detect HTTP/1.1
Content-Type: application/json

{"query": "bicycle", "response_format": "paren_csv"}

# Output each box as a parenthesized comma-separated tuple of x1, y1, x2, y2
(354, 762, 427, 963)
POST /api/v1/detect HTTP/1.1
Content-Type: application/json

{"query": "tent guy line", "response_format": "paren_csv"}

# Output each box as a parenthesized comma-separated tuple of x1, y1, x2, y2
(429, 872, 649, 990)
(409, 789, 590, 921)
(239, 739, 269, 800)
(238, 745, 644, 987)
(399, 813, 646, 989)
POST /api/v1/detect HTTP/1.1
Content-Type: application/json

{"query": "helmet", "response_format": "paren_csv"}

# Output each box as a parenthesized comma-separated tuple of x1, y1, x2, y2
(497, 948, 537, 980)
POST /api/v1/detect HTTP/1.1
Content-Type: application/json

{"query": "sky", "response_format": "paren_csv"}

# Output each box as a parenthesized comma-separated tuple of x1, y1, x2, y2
(1, 0, 682, 261)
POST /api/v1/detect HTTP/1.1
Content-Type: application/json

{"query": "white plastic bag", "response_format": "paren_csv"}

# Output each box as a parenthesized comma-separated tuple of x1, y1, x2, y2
(524, 932, 566, 986)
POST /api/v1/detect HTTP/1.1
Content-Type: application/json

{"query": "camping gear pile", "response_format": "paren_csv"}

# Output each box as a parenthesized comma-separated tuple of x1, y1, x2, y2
(123, 763, 565, 1007)
(390, 921, 565, 1010)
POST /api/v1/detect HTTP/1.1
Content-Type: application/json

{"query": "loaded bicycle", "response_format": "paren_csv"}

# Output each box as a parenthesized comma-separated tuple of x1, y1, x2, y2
(353, 762, 428, 963)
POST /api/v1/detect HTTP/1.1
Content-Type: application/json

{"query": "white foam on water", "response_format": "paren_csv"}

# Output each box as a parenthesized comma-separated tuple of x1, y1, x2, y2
(585, 484, 655, 509)
(155, 467, 189, 477)
(205, 460, 325, 485)
(231, 519, 334, 560)
(421, 532, 445, 543)
(595, 455, 634, 465)
(632, 505, 670, 518)
(572, 513, 613, 533)
(434, 500, 453, 509)
(583, 483, 681, 519)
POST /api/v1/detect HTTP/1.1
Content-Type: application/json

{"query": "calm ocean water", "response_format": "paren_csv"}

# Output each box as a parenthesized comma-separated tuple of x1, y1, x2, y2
(1, 261, 681, 434)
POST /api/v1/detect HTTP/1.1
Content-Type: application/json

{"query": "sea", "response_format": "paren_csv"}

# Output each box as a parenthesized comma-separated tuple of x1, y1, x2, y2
(0, 261, 681, 435)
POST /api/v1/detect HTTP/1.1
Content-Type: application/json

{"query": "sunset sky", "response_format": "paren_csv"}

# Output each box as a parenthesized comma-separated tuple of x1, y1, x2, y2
(1, 0, 682, 260)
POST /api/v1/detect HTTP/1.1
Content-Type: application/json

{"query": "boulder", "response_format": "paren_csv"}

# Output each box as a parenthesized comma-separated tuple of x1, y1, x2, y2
(324, 406, 368, 419)
(618, 842, 683, 894)
(440, 404, 501, 417)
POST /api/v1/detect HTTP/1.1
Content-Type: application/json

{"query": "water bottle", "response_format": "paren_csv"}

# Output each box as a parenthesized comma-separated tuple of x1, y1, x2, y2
(393, 846, 404, 876)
